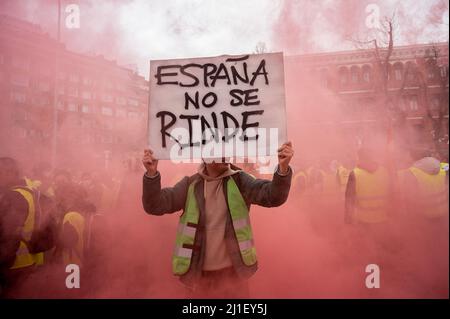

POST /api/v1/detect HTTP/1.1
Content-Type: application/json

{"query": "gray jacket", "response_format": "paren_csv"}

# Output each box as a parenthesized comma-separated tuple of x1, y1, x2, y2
(142, 166, 292, 287)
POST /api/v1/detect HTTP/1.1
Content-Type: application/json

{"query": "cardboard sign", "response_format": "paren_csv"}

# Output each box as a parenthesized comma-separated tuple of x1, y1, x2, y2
(148, 52, 287, 161)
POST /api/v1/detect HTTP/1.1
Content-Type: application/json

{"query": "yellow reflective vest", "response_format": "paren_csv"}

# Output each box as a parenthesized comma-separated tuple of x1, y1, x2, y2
(25, 177, 41, 191)
(407, 167, 448, 219)
(172, 177, 256, 276)
(9, 187, 44, 269)
(292, 171, 307, 191)
(321, 169, 338, 195)
(337, 166, 350, 193)
(306, 167, 335, 194)
(24, 177, 55, 198)
(62, 212, 85, 267)
(352, 167, 390, 224)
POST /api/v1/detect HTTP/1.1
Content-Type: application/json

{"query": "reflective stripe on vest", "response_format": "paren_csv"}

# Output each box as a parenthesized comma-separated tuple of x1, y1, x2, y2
(409, 167, 448, 219)
(10, 187, 36, 269)
(353, 167, 389, 224)
(172, 177, 257, 276)
(227, 177, 257, 266)
(62, 211, 85, 266)
(172, 181, 200, 275)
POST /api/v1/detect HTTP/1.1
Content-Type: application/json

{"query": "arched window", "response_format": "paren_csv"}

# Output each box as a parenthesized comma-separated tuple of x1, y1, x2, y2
(403, 95, 419, 111)
(430, 95, 441, 110)
(405, 61, 416, 81)
(385, 63, 393, 81)
(362, 65, 372, 83)
(350, 66, 360, 84)
(393, 62, 404, 81)
(426, 59, 437, 80)
(319, 68, 329, 88)
(338, 66, 349, 86)
(440, 65, 449, 78)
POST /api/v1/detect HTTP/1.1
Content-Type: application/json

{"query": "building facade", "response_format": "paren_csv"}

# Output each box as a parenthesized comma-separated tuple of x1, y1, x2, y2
(285, 42, 449, 162)
(0, 15, 149, 171)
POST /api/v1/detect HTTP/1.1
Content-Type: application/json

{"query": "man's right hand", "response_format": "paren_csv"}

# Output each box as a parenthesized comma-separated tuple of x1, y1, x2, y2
(143, 149, 158, 177)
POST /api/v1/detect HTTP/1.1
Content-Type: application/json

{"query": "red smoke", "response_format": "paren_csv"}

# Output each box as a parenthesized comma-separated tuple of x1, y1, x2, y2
(1, 0, 448, 299)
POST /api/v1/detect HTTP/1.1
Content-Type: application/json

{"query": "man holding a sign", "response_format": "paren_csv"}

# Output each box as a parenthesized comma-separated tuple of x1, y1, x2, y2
(141, 53, 294, 298)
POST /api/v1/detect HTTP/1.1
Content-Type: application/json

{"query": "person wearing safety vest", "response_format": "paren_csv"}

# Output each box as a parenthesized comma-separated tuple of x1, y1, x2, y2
(336, 164, 351, 194)
(292, 169, 307, 195)
(323, 160, 340, 195)
(25, 162, 55, 198)
(440, 162, 449, 174)
(23, 163, 58, 267)
(398, 148, 449, 296)
(141, 142, 294, 298)
(439, 159, 449, 187)
(54, 182, 99, 269)
(61, 211, 86, 267)
(0, 157, 56, 298)
(345, 144, 392, 225)
(42, 180, 103, 297)
(306, 164, 322, 193)
(399, 149, 449, 220)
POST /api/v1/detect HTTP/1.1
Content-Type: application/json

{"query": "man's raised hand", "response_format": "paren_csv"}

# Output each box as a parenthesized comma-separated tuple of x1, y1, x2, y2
(143, 149, 158, 177)
(277, 141, 294, 175)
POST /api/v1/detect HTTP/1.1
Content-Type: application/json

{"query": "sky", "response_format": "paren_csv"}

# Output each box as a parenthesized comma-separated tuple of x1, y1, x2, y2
(0, 0, 448, 77)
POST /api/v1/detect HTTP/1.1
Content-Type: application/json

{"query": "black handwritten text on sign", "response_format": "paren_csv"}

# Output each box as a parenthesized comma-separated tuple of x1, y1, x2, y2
(148, 53, 287, 160)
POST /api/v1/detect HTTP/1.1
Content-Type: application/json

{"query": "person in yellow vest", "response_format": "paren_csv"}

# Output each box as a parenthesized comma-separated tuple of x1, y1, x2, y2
(399, 148, 448, 221)
(322, 159, 340, 196)
(336, 161, 352, 194)
(440, 161, 449, 174)
(61, 212, 86, 267)
(54, 183, 98, 269)
(306, 163, 322, 194)
(48, 181, 104, 297)
(398, 148, 449, 296)
(79, 172, 103, 212)
(0, 157, 56, 298)
(142, 142, 294, 298)
(438, 155, 449, 187)
(25, 162, 55, 198)
(292, 166, 307, 196)
(306, 160, 338, 201)
(23, 163, 59, 267)
(344, 144, 392, 225)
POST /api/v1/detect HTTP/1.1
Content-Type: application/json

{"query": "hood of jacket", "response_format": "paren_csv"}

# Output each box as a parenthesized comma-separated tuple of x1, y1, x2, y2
(412, 157, 441, 175)
(197, 163, 241, 181)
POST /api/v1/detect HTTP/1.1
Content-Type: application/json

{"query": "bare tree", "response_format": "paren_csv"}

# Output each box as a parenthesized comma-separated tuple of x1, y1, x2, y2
(349, 14, 398, 143)
(350, 13, 449, 157)
(414, 44, 449, 155)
